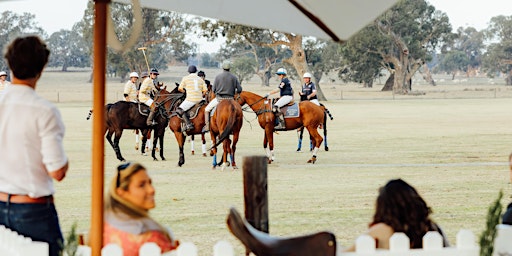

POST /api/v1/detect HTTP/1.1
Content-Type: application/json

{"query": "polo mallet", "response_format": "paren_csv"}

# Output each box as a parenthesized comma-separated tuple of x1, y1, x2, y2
(138, 47, 150, 73)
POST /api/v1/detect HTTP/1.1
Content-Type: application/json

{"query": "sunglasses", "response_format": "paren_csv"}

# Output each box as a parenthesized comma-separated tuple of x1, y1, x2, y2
(116, 162, 131, 188)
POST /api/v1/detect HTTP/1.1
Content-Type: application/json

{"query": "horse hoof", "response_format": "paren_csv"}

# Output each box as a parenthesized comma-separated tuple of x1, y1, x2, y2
(135, 144, 139, 150)
(307, 156, 317, 164)
(142, 152, 147, 156)
(202, 153, 207, 157)
(191, 150, 195, 155)
(232, 165, 238, 170)
(155, 148, 159, 152)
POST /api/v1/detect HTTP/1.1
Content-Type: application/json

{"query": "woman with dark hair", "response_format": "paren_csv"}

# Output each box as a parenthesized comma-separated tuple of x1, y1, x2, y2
(103, 162, 179, 255)
(344, 179, 449, 251)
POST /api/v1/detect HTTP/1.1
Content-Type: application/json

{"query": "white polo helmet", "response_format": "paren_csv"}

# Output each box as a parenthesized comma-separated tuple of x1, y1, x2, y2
(129, 72, 139, 78)
(0, 71, 7, 76)
(303, 72, 312, 78)
(276, 68, 287, 75)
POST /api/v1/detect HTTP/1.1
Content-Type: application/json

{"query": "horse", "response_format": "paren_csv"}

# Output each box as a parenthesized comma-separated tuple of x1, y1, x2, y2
(87, 107, 155, 157)
(209, 98, 243, 170)
(297, 103, 333, 152)
(236, 91, 326, 164)
(154, 86, 209, 167)
(104, 99, 169, 161)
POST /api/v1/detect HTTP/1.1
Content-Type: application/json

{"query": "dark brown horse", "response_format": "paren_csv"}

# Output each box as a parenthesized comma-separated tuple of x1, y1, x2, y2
(154, 87, 209, 167)
(236, 91, 326, 164)
(87, 106, 156, 158)
(209, 99, 243, 170)
(104, 100, 169, 161)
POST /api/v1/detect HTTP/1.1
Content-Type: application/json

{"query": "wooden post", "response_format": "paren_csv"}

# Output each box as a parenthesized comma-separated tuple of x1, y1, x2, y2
(242, 156, 269, 230)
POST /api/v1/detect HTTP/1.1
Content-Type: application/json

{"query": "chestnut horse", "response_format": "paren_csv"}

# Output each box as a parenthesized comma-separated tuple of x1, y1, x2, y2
(154, 87, 209, 167)
(236, 91, 326, 164)
(209, 99, 243, 170)
(297, 103, 333, 152)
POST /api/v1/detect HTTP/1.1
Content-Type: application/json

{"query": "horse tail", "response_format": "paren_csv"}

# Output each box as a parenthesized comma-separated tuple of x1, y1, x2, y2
(211, 101, 237, 149)
(320, 103, 334, 120)
(86, 109, 93, 120)
(322, 104, 329, 151)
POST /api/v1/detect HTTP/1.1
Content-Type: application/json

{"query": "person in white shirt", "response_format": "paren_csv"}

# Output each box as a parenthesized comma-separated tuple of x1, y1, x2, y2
(0, 35, 69, 256)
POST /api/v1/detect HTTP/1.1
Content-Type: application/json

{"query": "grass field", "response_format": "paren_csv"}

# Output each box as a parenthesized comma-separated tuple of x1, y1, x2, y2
(32, 68, 512, 254)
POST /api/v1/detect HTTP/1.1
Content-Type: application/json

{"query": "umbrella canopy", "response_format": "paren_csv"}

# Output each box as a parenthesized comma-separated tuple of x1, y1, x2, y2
(113, 0, 398, 42)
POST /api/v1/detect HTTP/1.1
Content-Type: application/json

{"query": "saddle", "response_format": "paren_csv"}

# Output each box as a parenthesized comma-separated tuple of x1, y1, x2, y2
(186, 100, 206, 119)
(271, 99, 299, 118)
(226, 207, 337, 256)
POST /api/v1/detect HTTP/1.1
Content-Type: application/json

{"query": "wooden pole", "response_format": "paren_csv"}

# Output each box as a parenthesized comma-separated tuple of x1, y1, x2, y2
(242, 155, 269, 232)
(91, 1, 109, 255)
(243, 156, 269, 256)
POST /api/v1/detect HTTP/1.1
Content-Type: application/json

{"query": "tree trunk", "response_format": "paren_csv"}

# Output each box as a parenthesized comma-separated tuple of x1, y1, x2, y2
(421, 65, 436, 86)
(381, 73, 394, 91)
(284, 34, 327, 100)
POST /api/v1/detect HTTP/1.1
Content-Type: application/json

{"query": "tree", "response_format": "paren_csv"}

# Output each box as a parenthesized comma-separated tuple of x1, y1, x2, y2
(304, 39, 344, 87)
(453, 27, 484, 75)
(0, 11, 45, 71)
(439, 51, 469, 79)
(231, 56, 257, 85)
(79, 2, 194, 81)
(481, 15, 512, 85)
(47, 28, 90, 71)
(338, 0, 453, 93)
(198, 20, 328, 99)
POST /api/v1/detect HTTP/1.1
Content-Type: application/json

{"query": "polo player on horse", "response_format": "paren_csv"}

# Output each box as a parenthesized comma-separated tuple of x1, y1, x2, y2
(203, 60, 243, 133)
(177, 65, 208, 132)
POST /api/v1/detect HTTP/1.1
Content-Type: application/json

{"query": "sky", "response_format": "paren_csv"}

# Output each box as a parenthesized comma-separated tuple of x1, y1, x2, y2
(1, 0, 511, 52)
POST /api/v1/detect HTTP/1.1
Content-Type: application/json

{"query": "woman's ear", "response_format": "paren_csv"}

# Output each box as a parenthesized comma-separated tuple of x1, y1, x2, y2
(116, 187, 127, 198)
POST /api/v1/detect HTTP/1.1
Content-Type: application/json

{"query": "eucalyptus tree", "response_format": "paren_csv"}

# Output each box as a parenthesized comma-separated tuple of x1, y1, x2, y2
(80, 2, 194, 80)
(303, 39, 343, 88)
(47, 27, 90, 71)
(339, 0, 452, 93)
(0, 11, 45, 71)
(482, 15, 512, 85)
(198, 20, 330, 99)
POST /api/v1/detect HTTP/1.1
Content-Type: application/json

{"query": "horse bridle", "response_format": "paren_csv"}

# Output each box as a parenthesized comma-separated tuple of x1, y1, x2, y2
(236, 93, 272, 116)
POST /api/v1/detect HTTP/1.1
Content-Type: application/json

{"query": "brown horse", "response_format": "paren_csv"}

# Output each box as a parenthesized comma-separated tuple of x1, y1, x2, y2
(154, 87, 209, 167)
(209, 99, 243, 170)
(236, 91, 326, 164)
(103, 100, 169, 161)
(297, 103, 332, 152)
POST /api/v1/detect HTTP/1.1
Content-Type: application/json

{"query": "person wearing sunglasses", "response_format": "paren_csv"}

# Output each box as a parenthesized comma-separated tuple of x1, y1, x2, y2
(104, 162, 179, 255)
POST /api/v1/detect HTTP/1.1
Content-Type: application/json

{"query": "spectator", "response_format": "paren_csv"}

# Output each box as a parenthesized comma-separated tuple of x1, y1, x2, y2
(104, 162, 179, 255)
(344, 179, 449, 251)
(0, 35, 69, 256)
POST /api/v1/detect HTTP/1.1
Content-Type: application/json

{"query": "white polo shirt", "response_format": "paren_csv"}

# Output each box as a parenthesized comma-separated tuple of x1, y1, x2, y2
(0, 85, 68, 198)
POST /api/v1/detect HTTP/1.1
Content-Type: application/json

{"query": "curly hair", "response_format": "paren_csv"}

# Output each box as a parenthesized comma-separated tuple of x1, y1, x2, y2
(370, 179, 439, 248)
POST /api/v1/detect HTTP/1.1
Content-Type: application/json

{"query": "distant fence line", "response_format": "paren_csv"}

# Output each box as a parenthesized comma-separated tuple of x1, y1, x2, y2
(38, 87, 512, 103)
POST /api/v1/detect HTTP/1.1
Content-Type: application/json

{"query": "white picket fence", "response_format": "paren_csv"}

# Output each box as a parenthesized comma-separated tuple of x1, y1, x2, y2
(75, 240, 234, 256)
(3, 224, 512, 256)
(0, 225, 49, 256)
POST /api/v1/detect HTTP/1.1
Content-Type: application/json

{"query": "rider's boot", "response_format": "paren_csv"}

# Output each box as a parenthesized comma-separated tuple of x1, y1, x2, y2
(177, 108, 194, 131)
(146, 104, 157, 126)
(202, 110, 210, 133)
(273, 105, 285, 129)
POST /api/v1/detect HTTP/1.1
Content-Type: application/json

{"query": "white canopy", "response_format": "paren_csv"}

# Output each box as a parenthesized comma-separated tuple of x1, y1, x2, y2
(113, 0, 398, 42)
